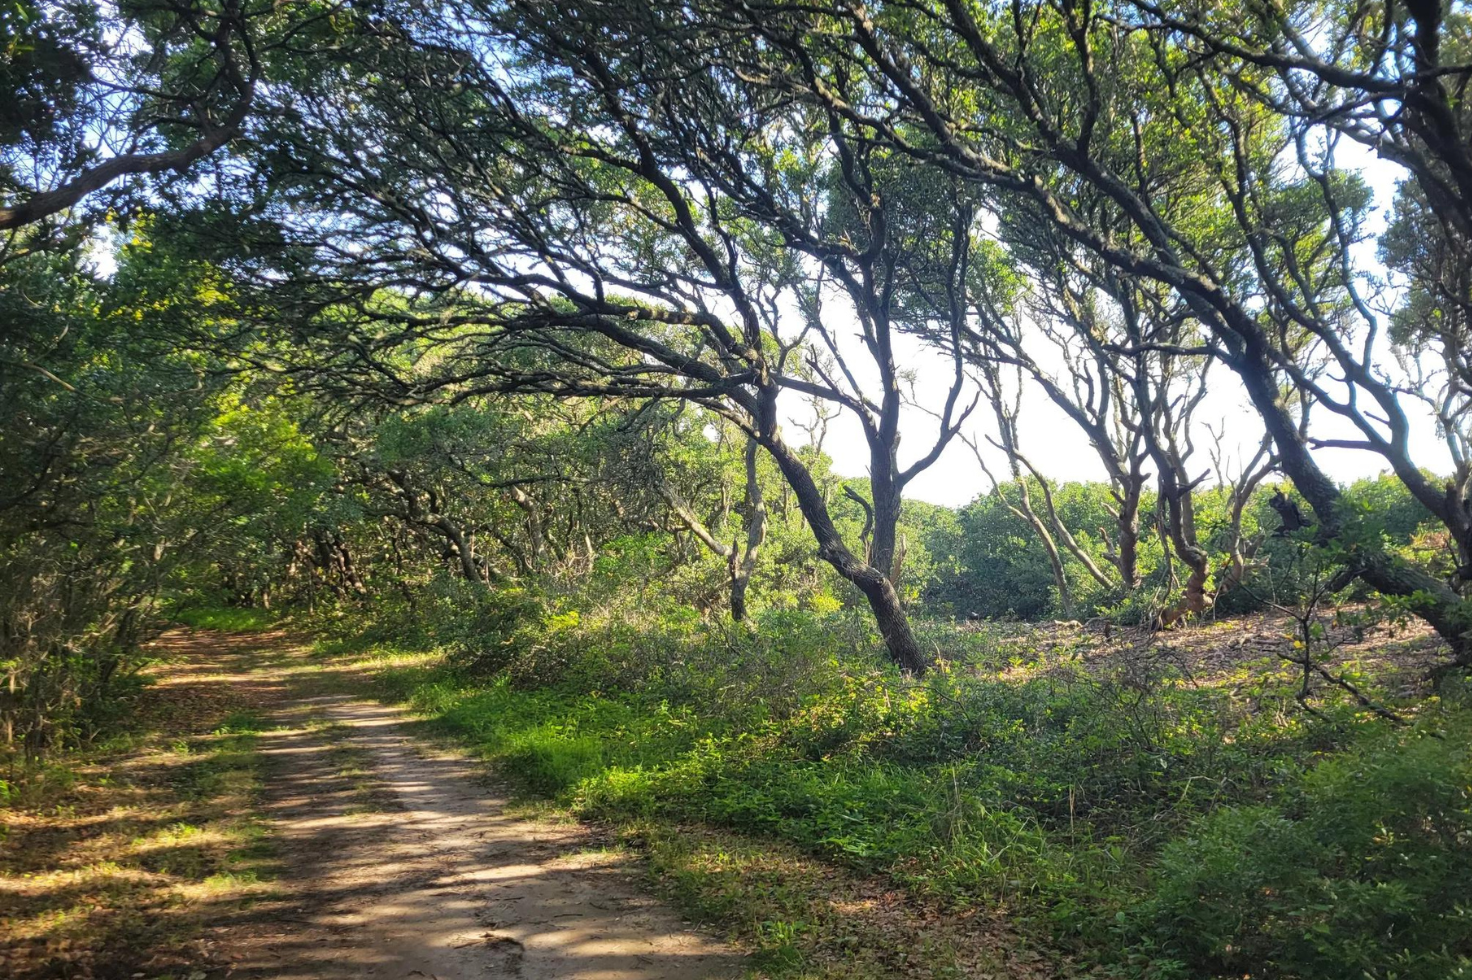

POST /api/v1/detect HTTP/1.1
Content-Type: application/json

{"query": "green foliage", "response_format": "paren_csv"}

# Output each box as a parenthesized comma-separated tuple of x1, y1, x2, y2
(324, 585, 1472, 978)
(1, 242, 224, 757)
(0, 0, 92, 152)
(934, 481, 1131, 619)
(1342, 474, 1438, 545)
(929, 474, 1450, 625)
(1136, 719, 1472, 980)
(931, 491, 1066, 619)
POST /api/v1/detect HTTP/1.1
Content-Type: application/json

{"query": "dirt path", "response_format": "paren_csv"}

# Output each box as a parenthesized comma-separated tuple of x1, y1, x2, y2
(6, 628, 1071, 980)
(201, 631, 745, 980)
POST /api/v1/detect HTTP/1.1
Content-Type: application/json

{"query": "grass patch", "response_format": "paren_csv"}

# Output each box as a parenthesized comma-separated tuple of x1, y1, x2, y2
(0, 662, 279, 979)
(172, 606, 280, 632)
(627, 820, 1056, 978)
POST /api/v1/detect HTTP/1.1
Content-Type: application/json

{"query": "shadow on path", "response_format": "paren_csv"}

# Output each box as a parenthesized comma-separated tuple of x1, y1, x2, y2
(212, 634, 743, 980)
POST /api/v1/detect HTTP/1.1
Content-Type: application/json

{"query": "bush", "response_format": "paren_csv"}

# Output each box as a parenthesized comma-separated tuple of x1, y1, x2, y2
(1136, 722, 1472, 979)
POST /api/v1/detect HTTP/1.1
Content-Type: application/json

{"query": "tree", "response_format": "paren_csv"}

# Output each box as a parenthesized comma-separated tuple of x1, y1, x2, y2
(699, 0, 1469, 658)
(0, 0, 293, 233)
(0, 228, 252, 754)
(221, 0, 994, 672)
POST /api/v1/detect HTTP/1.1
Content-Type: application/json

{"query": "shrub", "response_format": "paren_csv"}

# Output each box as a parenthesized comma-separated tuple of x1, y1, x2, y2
(1135, 722, 1472, 980)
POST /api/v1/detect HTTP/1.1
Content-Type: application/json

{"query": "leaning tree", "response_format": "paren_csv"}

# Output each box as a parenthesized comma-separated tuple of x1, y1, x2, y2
(691, 0, 1470, 658)
(220, 0, 1001, 672)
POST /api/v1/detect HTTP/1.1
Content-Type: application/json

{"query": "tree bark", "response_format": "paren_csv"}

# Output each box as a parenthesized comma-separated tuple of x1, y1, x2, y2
(762, 428, 928, 674)
(656, 444, 766, 623)
(869, 462, 902, 584)
(728, 437, 768, 622)
(1154, 463, 1210, 627)
(435, 516, 481, 584)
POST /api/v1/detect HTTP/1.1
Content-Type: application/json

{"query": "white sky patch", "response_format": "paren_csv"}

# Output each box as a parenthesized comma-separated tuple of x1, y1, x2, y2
(802, 151, 1456, 509)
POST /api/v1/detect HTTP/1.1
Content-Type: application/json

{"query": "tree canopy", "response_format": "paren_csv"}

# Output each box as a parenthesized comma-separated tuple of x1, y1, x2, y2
(3, 0, 1469, 715)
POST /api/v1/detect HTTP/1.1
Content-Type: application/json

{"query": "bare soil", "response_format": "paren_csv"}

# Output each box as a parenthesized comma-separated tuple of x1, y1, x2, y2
(188, 629, 746, 980)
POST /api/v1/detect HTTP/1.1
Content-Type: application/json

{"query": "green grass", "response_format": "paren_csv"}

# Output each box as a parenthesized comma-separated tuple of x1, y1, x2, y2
(318, 599, 1472, 980)
(172, 606, 280, 631)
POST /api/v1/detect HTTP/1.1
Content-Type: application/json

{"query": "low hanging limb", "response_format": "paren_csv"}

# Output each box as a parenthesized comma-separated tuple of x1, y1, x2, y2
(1239, 563, 1409, 728)
(1279, 643, 1409, 728)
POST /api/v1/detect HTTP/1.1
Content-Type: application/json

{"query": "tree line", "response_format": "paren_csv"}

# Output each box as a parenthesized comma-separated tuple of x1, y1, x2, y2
(2, 0, 1469, 749)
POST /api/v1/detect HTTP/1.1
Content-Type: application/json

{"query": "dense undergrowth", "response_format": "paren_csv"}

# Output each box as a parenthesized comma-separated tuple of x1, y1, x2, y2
(315, 586, 1472, 980)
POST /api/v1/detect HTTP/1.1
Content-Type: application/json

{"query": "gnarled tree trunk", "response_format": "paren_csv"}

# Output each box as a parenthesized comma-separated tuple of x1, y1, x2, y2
(763, 430, 928, 674)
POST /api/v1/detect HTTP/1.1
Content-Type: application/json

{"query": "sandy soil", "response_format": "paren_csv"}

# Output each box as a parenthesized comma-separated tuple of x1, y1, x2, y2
(169, 631, 745, 980)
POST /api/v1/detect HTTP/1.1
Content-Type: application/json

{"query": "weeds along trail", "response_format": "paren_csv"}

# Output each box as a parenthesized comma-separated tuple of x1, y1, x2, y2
(1, 630, 288, 979)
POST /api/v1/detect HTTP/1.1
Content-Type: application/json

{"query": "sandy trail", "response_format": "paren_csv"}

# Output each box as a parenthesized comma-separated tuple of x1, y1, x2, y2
(194, 633, 743, 980)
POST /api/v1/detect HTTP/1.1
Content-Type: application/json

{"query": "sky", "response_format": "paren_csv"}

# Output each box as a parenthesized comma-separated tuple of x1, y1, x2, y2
(807, 148, 1459, 509)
